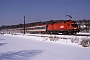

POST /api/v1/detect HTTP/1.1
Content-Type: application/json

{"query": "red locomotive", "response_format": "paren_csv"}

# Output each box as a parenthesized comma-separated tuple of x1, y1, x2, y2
(47, 20, 79, 34)
(17, 20, 79, 34)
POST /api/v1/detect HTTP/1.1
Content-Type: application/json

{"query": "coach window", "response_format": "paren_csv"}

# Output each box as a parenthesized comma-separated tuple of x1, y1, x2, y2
(40, 27, 43, 29)
(38, 27, 40, 29)
(26, 28, 28, 30)
(29, 28, 31, 30)
(30, 28, 32, 30)
(31, 28, 34, 30)
(43, 26, 46, 29)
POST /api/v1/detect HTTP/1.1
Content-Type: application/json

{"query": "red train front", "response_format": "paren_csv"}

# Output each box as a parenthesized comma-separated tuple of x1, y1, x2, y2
(47, 20, 79, 34)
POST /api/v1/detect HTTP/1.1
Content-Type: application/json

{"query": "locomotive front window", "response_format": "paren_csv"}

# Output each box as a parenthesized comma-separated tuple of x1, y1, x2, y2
(71, 23, 78, 27)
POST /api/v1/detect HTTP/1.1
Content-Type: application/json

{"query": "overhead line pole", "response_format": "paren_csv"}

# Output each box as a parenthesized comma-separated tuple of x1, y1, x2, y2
(24, 16, 25, 34)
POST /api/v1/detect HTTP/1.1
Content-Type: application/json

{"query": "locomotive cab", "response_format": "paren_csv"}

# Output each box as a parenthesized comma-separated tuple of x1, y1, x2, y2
(65, 21, 79, 34)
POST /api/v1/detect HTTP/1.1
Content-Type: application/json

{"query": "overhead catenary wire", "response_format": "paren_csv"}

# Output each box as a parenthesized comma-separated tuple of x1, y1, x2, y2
(30, 0, 79, 17)
(29, 0, 90, 20)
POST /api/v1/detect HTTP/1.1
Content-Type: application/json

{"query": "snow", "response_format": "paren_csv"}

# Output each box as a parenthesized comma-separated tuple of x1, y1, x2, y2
(0, 33, 90, 60)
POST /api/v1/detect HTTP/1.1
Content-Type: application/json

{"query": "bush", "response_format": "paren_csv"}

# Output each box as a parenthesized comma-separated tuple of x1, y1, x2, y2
(49, 36, 59, 42)
(71, 37, 79, 43)
(80, 39, 90, 47)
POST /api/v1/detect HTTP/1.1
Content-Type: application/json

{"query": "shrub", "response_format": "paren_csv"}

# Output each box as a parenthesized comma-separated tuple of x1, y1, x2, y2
(42, 37, 48, 41)
(71, 36, 79, 43)
(49, 36, 59, 42)
(80, 38, 90, 47)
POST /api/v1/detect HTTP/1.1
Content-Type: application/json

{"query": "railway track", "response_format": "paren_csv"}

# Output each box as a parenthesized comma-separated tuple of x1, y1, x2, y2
(75, 34, 90, 36)
(26, 33, 90, 41)
(12, 32, 90, 37)
(58, 34, 90, 36)
(27, 33, 90, 37)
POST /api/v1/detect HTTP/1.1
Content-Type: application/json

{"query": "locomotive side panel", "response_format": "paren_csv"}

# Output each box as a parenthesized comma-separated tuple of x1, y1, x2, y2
(47, 22, 67, 34)
(53, 22, 66, 30)
(47, 22, 66, 30)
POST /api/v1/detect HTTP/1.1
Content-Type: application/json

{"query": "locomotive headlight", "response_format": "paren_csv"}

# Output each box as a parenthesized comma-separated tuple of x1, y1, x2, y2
(74, 28, 77, 29)
(70, 27, 77, 29)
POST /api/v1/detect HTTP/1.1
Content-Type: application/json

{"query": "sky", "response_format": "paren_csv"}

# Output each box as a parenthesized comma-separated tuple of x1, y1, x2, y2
(0, 0, 90, 26)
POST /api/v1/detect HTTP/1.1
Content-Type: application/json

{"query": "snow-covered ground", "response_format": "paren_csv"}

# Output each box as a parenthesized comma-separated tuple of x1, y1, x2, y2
(4, 33, 90, 46)
(0, 33, 90, 60)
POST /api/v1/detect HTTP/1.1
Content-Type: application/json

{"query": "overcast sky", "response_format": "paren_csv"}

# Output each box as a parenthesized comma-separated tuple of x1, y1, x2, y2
(0, 0, 90, 26)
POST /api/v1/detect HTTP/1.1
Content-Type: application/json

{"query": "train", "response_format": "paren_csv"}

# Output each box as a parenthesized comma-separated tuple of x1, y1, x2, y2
(0, 20, 79, 34)
(16, 20, 80, 34)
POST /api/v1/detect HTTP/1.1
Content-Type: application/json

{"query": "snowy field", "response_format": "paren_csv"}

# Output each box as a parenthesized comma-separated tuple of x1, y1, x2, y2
(0, 33, 90, 60)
